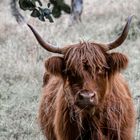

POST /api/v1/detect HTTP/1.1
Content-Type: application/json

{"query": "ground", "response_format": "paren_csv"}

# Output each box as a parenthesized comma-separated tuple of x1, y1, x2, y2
(0, 0, 140, 139)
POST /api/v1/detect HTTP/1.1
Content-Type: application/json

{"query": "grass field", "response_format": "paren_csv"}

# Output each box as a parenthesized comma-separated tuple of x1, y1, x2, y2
(0, 0, 140, 139)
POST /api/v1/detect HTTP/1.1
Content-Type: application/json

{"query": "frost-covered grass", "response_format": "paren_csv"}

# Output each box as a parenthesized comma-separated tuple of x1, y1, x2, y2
(0, 0, 140, 139)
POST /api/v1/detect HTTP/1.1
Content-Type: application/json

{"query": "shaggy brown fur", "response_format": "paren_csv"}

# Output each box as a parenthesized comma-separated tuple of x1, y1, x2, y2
(38, 42, 135, 140)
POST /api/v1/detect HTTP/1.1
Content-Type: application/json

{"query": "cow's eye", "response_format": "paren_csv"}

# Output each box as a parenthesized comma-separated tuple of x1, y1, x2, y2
(83, 63, 91, 72)
(68, 73, 83, 85)
(72, 75, 82, 83)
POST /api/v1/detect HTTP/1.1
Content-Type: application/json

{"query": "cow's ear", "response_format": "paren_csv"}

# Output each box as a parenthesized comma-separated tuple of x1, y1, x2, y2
(107, 53, 128, 74)
(45, 56, 65, 76)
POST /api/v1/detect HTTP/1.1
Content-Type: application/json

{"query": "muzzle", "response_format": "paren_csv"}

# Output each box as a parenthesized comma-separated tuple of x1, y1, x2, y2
(75, 90, 98, 109)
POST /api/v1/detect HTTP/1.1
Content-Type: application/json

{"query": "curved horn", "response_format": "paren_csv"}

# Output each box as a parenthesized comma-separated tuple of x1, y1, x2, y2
(27, 24, 64, 54)
(106, 16, 133, 51)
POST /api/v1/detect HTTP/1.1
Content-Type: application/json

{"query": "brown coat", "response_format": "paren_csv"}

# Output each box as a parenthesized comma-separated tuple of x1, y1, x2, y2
(38, 42, 135, 140)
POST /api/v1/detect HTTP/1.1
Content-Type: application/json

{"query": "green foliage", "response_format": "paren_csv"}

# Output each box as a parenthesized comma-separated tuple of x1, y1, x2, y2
(19, 0, 42, 10)
(19, 0, 71, 22)
(31, 7, 53, 22)
(19, 0, 53, 22)
(50, 0, 71, 18)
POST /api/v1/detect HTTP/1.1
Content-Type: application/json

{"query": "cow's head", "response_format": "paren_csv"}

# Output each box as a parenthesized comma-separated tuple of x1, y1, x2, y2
(28, 16, 132, 111)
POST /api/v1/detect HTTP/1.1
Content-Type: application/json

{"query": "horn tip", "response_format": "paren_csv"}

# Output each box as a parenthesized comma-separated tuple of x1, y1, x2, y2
(127, 15, 134, 24)
(27, 23, 32, 28)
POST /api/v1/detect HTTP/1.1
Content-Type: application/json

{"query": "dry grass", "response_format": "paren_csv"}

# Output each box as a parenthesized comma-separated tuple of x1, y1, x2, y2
(0, 0, 140, 139)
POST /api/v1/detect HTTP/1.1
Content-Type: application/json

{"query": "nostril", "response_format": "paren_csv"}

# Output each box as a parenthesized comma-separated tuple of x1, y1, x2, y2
(89, 93, 95, 102)
(79, 93, 84, 100)
(90, 93, 95, 98)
